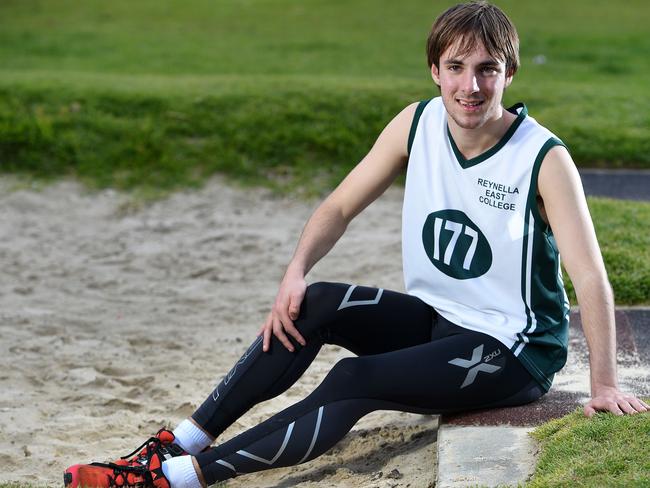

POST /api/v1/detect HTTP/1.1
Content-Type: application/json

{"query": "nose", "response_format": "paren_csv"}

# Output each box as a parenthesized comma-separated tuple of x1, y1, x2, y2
(461, 71, 479, 94)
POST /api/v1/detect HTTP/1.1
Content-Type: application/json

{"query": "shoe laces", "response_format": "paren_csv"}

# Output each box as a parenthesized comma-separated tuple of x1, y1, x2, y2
(88, 460, 152, 488)
(90, 429, 169, 475)
(120, 431, 167, 465)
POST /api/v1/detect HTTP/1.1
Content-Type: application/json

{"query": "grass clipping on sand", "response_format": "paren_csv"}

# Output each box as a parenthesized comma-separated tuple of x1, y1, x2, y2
(527, 406, 650, 487)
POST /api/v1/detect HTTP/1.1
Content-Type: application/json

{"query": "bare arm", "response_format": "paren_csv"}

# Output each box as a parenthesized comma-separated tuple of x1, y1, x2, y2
(259, 102, 419, 351)
(538, 146, 648, 416)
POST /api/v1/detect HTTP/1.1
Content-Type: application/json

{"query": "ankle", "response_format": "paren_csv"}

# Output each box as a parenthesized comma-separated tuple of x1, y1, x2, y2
(192, 457, 208, 488)
(172, 419, 214, 456)
(161, 456, 203, 488)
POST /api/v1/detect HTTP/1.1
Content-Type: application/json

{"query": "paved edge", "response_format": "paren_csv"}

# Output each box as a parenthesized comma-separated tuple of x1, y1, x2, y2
(578, 168, 650, 201)
(436, 425, 537, 488)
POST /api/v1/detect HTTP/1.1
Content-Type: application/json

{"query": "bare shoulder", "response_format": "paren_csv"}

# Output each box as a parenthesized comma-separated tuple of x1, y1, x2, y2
(398, 101, 421, 121)
(325, 102, 424, 221)
(392, 101, 421, 133)
(382, 102, 421, 134)
(374, 102, 421, 160)
(538, 144, 582, 201)
(536, 143, 606, 277)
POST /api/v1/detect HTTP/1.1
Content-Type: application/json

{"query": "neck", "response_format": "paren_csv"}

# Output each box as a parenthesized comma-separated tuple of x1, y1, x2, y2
(448, 106, 517, 160)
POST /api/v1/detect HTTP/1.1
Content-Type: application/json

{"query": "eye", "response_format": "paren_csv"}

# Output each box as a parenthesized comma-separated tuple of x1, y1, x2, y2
(481, 66, 499, 75)
(448, 64, 462, 72)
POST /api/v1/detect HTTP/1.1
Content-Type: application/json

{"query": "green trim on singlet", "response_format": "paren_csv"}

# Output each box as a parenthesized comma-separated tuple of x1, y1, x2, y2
(448, 103, 528, 169)
(528, 137, 567, 231)
(407, 100, 431, 155)
(514, 137, 570, 392)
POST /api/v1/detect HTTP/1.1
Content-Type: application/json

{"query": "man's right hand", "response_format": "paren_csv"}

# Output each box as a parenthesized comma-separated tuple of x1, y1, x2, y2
(258, 272, 307, 352)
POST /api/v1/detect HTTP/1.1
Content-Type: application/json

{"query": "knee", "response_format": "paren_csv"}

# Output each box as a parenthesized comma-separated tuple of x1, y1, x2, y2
(325, 357, 368, 387)
(298, 281, 344, 325)
(309, 357, 372, 402)
(303, 281, 337, 303)
(292, 282, 333, 338)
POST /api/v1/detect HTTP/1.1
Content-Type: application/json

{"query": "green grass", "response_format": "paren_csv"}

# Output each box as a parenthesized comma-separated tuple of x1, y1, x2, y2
(1, 0, 648, 80)
(526, 406, 650, 487)
(0, 79, 422, 195)
(563, 198, 650, 306)
(1, 0, 649, 180)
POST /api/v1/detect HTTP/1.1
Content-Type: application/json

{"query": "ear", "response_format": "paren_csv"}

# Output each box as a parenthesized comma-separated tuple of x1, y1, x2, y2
(430, 63, 441, 87)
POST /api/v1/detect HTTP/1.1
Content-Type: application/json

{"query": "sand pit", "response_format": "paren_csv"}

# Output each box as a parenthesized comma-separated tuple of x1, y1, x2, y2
(0, 178, 437, 487)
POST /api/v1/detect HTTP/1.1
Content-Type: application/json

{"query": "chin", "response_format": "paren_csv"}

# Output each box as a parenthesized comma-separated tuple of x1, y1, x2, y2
(451, 115, 487, 131)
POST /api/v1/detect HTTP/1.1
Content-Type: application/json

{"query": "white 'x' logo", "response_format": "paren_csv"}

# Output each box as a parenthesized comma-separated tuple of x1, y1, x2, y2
(448, 344, 501, 388)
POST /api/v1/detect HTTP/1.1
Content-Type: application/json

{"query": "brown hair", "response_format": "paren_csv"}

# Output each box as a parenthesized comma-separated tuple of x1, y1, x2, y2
(426, 1, 519, 76)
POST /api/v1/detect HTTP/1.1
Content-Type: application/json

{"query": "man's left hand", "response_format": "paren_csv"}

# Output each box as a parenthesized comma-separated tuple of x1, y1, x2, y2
(584, 386, 649, 417)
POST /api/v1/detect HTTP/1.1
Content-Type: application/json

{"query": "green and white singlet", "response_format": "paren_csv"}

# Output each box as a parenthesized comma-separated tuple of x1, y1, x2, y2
(402, 97, 570, 391)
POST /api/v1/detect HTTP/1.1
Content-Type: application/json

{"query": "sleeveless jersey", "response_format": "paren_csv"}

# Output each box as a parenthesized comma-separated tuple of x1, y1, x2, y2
(402, 97, 570, 391)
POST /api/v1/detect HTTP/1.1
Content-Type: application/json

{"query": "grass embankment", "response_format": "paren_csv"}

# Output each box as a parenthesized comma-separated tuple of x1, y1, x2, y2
(1, 0, 650, 183)
(0, 80, 420, 195)
(2, 77, 650, 191)
(527, 407, 650, 487)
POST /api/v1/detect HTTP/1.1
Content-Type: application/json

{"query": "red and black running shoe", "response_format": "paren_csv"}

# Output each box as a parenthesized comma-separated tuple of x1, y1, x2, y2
(64, 428, 187, 488)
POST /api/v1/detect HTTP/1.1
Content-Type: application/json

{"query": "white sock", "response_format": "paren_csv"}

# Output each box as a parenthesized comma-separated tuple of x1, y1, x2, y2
(161, 456, 202, 488)
(173, 419, 213, 455)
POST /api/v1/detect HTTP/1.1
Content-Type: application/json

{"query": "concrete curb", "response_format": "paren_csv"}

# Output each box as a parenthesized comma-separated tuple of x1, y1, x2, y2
(436, 425, 537, 487)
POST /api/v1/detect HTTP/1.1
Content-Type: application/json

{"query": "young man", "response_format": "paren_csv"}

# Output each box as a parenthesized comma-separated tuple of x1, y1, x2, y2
(65, 2, 648, 487)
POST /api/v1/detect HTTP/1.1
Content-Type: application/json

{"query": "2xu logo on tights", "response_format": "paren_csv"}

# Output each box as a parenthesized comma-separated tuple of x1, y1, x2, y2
(422, 209, 492, 280)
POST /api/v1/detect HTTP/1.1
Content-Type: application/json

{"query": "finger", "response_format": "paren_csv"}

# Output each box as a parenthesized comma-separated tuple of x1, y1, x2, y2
(280, 305, 306, 346)
(627, 397, 648, 413)
(608, 401, 624, 416)
(584, 399, 612, 417)
(618, 400, 636, 415)
(263, 324, 272, 352)
(288, 290, 305, 321)
(273, 321, 295, 352)
(288, 303, 300, 321)
(283, 321, 306, 347)
(259, 312, 272, 336)
(277, 308, 305, 346)
(262, 314, 274, 352)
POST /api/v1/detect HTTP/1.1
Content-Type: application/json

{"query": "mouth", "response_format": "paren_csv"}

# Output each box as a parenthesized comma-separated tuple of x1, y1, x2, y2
(457, 99, 484, 111)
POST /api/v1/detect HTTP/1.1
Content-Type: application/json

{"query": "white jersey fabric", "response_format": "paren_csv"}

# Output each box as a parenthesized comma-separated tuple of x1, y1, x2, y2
(402, 97, 570, 391)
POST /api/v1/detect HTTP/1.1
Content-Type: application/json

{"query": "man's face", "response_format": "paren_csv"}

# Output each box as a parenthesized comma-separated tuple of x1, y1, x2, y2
(431, 39, 513, 132)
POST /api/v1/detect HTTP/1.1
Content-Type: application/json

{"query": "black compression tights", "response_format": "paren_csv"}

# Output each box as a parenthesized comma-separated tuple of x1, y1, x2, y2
(192, 282, 543, 484)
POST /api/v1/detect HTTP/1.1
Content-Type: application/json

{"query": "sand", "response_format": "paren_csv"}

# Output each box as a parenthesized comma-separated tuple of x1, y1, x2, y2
(0, 177, 437, 487)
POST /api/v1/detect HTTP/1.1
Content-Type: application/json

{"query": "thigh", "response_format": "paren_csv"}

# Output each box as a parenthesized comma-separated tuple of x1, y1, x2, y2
(318, 326, 542, 413)
(300, 282, 435, 356)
